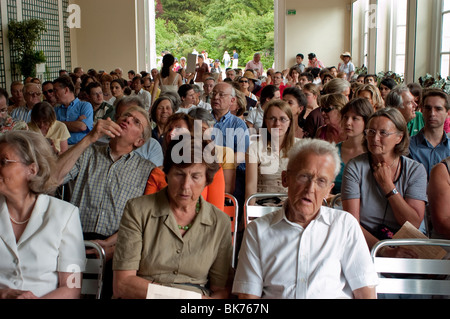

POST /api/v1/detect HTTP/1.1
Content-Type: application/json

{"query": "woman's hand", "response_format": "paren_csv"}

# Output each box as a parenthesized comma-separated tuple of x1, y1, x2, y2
(0, 288, 38, 299)
(372, 161, 397, 194)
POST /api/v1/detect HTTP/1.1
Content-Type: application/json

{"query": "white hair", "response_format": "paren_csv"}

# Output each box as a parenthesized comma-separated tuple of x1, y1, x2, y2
(287, 138, 341, 178)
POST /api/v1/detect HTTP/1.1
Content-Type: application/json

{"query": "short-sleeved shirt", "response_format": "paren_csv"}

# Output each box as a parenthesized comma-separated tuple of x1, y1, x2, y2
(232, 204, 379, 299)
(113, 188, 232, 295)
(63, 143, 155, 237)
(212, 111, 250, 170)
(341, 153, 428, 233)
(407, 112, 425, 137)
(409, 130, 450, 177)
(54, 98, 94, 145)
(245, 105, 264, 131)
(0, 194, 85, 297)
(28, 121, 70, 153)
(11, 106, 32, 123)
(93, 102, 115, 123)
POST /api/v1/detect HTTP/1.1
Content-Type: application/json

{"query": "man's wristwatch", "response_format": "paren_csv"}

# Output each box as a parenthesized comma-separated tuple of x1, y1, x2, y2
(385, 188, 399, 199)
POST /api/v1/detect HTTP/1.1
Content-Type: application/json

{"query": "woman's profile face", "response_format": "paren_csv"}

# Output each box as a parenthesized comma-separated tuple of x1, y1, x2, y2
(0, 143, 32, 197)
(283, 94, 302, 116)
(111, 82, 124, 98)
(341, 110, 365, 138)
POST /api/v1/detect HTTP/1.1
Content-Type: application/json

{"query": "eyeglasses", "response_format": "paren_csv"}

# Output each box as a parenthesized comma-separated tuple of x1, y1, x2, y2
(364, 129, 398, 138)
(0, 158, 22, 167)
(26, 92, 42, 97)
(239, 80, 248, 83)
(266, 116, 290, 124)
(212, 92, 231, 99)
(320, 106, 335, 113)
(0, 108, 8, 114)
(292, 172, 330, 189)
(121, 112, 144, 133)
(43, 89, 54, 95)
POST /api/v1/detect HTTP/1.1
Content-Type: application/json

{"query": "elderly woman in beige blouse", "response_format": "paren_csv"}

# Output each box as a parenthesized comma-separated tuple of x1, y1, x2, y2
(113, 135, 232, 299)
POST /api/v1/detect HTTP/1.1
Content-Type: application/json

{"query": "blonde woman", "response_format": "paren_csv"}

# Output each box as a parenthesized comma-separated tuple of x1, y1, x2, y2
(245, 100, 300, 205)
(355, 83, 385, 111)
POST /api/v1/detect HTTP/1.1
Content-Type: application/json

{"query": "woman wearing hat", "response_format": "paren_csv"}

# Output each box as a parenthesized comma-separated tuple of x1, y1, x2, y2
(338, 52, 355, 81)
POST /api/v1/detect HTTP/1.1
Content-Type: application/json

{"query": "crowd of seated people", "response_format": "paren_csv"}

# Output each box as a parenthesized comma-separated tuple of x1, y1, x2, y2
(1, 49, 450, 300)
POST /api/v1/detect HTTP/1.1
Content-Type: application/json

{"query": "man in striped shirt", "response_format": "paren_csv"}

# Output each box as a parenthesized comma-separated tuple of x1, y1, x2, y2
(11, 83, 42, 123)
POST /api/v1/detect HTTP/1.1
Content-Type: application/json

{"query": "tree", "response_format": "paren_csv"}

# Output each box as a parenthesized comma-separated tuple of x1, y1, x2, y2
(7, 19, 47, 79)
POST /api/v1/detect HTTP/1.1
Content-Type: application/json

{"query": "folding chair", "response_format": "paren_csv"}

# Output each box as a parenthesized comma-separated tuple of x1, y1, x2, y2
(82, 240, 106, 299)
(224, 193, 239, 268)
(371, 238, 450, 297)
(244, 193, 288, 226)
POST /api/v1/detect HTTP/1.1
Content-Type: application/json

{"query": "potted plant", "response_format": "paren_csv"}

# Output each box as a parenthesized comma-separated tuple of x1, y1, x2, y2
(7, 19, 47, 79)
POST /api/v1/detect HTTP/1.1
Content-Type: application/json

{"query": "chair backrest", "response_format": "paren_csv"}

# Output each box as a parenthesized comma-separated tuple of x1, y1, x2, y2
(224, 193, 239, 268)
(82, 240, 106, 299)
(328, 193, 342, 209)
(371, 238, 450, 297)
(245, 193, 288, 226)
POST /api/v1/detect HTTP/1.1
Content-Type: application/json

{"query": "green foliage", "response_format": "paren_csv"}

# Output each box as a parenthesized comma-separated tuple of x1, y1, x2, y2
(157, 0, 274, 71)
(7, 19, 47, 78)
(419, 74, 450, 95)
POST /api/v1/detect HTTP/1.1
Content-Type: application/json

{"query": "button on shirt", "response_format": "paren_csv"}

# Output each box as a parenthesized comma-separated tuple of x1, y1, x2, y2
(409, 130, 450, 177)
(54, 98, 94, 145)
(232, 205, 379, 299)
(63, 144, 155, 237)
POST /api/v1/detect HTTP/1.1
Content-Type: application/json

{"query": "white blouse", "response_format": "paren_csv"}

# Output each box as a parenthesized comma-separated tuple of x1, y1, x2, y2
(0, 194, 85, 297)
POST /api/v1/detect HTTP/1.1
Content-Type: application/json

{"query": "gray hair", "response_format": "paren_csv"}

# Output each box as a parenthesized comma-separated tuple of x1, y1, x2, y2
(188, 107, 215, 127)
(385, 84, 410, 109)
(0, 131, 58, 195)
(287, 138, 341, 178)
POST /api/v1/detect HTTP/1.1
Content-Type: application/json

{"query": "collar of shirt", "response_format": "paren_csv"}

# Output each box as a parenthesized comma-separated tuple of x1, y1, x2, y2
(214, 110, 232, 123)
(152, 188, 214, 227)
(416, 129, 450, 147)
(270, 201, 332, 229)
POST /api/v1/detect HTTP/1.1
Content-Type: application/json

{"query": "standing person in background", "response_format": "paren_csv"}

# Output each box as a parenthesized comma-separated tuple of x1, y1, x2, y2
(232, 50, 239, 69)
(245, 53, 264, 78)
(223, 51, 231, 69)
(338, 52, 355, 81)
(308, 53, 325, 69)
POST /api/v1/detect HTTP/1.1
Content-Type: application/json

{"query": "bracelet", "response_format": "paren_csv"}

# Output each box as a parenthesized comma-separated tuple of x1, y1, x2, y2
(385, 188, 399, 199)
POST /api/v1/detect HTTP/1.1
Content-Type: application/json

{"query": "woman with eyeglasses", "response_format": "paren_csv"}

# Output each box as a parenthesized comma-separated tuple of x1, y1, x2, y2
(0, 131, 85, 299)
(341, 108, 428, 258)
(315, 93, 347, 144)
(245, 99, 300, 205)
(333, 98, 374, 195)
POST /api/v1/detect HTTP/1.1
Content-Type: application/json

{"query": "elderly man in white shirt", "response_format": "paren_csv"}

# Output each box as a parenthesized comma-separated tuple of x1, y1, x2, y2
(232, 138, 379, 299)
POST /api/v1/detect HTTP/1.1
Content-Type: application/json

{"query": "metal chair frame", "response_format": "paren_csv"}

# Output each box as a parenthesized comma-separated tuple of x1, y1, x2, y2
(371, 238, 450, 297)
(82, 240, 106, 299)
(224, 193, 239, 268)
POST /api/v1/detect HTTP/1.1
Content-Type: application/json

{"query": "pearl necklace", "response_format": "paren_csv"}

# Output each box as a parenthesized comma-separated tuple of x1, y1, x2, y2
(9, 215, 30, 225)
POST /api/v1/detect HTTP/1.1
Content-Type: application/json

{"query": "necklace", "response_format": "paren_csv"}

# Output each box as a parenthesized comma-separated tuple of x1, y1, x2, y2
(177, 200, 201, 231)
(9, 215, 30, 225)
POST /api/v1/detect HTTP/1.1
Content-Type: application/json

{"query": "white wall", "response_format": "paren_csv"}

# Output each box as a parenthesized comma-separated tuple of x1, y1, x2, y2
(280, 0, 353, 71)
(69, 0, 140, 74)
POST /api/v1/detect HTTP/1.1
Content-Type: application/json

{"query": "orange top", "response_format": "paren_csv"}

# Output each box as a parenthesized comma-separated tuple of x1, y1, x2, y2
(144, 166, 225, 211)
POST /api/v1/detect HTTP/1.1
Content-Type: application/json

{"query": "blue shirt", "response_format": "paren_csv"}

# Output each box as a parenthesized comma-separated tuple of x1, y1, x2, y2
(409, 129, 450, 177)
(211, 111, 249, 170)
(55, 98, 94, 145)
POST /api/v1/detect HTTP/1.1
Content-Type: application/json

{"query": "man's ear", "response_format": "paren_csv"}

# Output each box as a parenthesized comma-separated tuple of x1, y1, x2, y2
(134, 137, 145, 149)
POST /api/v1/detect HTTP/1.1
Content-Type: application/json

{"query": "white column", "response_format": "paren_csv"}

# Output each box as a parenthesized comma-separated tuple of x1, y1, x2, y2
(274, 0, 286, 72)
(58, 0, 66, 71)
